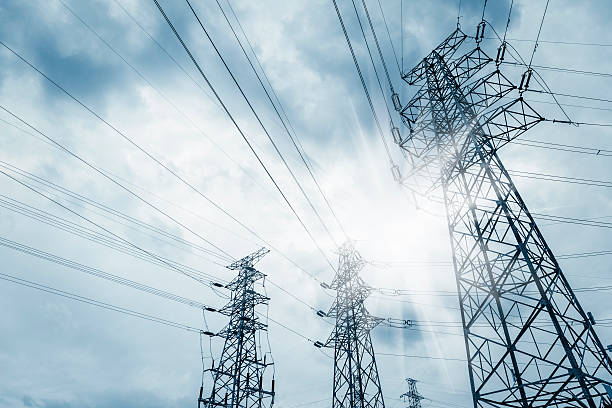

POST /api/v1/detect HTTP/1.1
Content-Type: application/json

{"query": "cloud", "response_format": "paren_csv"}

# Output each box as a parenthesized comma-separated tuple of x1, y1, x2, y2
(0, 1, 611, 408)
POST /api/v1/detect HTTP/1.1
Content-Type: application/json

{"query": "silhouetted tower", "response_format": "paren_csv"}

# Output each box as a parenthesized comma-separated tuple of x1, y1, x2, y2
(392, 26, 612, 408)
(400, 378, 423, 408)
(320, 242, 385, 408)
(199, 248, 275, 408)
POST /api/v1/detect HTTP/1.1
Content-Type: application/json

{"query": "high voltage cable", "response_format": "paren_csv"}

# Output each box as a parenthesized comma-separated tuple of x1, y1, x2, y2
(485, 37, 612, 48)
(0, 41, 323, 286)
(0, 193, 228, 280)
(331, 0, 394, 164)
(350, 0, 396, 129)
(0, 46, 234, 262)
(221, 0, 349, 241)
(61, 0, 284, 205)
(375, 0, 401, 76)
(183, 0, 339, 254)
(0, 166, 226, 286)
(0, 161, 230, 264)
(502, 61, 612, 79)
(0, 116, 259, 249)
(0, 271, 207, 333)
(152, 0, 336, 273)
(0, 168, 325, 310)
(528, 88, 612, 105)
(0, 104, 234, 262)
(359, 0, 395, 93)
(0, 236, 217, 310)
(528, 0, 550, 68)
(509, 169, 612, 188)
(214, 0, 345, 246)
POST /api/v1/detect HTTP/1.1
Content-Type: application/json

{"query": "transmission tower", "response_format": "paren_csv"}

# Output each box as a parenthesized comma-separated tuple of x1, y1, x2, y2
(198, 248, 275, 408)
(318, 242, 386, 408)
(400, 378, 423, 408)
(391, 27, 612, 408)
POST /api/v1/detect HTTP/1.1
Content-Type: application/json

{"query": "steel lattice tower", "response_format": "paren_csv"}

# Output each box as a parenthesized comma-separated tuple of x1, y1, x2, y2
(321, 242, 386, 408)
(392, 28, 612, 408)
(400, 378, 423, 408)
(199, 248, 275, 408)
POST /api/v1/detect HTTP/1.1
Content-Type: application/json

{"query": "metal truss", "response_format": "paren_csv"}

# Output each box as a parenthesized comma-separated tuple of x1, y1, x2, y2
(322, 242, 386, 408)
(199, 248, 275, 408)
(400, 378, 423, 408)
(394, 27, 612, 408)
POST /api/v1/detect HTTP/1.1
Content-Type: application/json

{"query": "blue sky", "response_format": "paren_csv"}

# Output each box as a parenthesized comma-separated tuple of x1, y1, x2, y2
(1, 0, 611, 407)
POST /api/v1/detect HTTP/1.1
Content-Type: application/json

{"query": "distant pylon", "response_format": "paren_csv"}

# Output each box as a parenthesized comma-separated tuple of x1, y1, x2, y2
(198, 248, 275, 408)
(400, 378, 423, 408)
(320, 242, 385, 408)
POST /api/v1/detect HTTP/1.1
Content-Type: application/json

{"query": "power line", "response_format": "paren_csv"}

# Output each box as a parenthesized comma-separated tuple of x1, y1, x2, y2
(1, 166, 226, 286)
(222, 0, 349, 241)
(152, 0, 336, 274)
(63, 0, 284, 206)
(0, 236, 218, 309)
(0, 40, 323, 286)
(184, 0, 339, 255)
(502, 61, 612, 79)
(0, 193, 228, 281)
(359, 0, 395, 93)
(0, 161, 231, 265)
(331, 0, 394, 165)
(214, 0, 345, 245)
(528, 0, 550, 68)
(350, 0, 396, 128)
(375, 0, 401, 76)
(0, 45, 234, 261)
(485, 36, 612, 48)
(0, 271, 207, 333)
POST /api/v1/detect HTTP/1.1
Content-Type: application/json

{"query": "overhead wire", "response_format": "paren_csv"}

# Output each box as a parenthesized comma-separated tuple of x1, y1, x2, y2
(1, 169, 229, 287)
(183, 0, 339, 257)
(530, 0, 550, 68)
(485, 37, 612, 48)
(330, 0, 394, 165)
(0, 40, 324, 287)
(359, 0, 395, 93)
(214, 0, 345, 245)
(350, 0, 395, 128)
(0, 271, 206, 333)
(0, 45, 235, 262)
(152, 0, 336, 274)
(62, 0, 284, 205)
(375, 0, 402, 76)
(222, 0, 349, 242)
(0, 117, 261, 250)
(0, 193, 229, 279)
(0, 236, 216, 309)
(0, 161, 230, 264)
(502, 0, 513, 43)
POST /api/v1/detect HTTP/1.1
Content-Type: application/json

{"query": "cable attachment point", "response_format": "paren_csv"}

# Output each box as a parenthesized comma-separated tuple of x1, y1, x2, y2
(495, 42, 507, 66)
(392, 92, 402, 111)
(391, 126, 401, 144)
(518, 69, 532, 94)
(475, 21, 486, 43)
(391, 164, 402, 183)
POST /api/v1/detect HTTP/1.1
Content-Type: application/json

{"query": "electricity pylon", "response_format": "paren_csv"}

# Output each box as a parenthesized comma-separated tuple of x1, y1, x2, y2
(392, 27, 612, 408)
(400, 378, 423, 408)
(199, 248, 275, 408)
(318, 242, 386, 408)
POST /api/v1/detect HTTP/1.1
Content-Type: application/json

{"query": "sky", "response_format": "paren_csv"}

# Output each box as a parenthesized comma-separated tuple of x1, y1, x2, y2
(0, 0, 611, 407)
